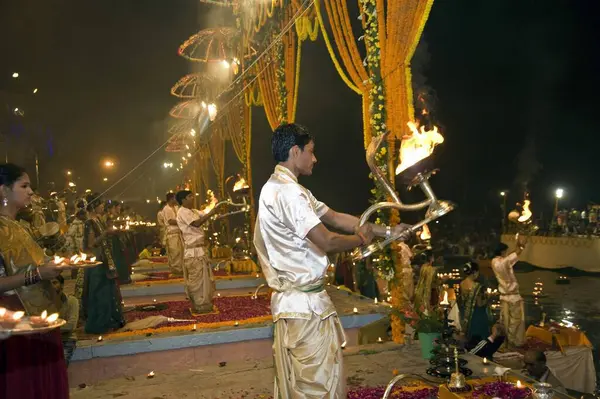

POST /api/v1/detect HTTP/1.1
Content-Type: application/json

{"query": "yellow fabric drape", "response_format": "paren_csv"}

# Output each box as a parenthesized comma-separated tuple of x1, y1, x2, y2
(315, 0, 372, 148)
(378, 0, 435, 139)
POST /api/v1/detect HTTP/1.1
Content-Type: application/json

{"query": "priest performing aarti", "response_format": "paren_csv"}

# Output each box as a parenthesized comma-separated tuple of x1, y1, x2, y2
(176, 190, 222, 314)
(254, 124, 411, 398)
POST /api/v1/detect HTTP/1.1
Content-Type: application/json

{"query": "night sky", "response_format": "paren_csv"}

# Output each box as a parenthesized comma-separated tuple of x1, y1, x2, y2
(1, 0, 599, 222)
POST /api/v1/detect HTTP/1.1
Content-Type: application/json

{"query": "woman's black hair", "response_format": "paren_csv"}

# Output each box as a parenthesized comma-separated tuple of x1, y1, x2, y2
(0, 163, 26, 187)
(86, 194, 103, 212)
(463, 261, 480, 276)
(413, 249, 434, 266)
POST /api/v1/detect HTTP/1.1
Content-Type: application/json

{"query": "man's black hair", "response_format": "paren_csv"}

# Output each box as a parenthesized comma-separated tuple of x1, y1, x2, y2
(493, 242, 508, 257)
(271, 123, 313, 163)
(176, 190, 192, 206)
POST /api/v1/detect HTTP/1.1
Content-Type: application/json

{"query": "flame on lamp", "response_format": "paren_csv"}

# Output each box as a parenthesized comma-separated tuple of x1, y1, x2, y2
(207, 103, 217, 121)
(420, 224, 431, 241)
(440, 290, 450, 305)
(90, 257, 97, 262)
(41, 310, 48, 320)
(396, 122, 444, 175)
(233, 176, 249, 192)
(46, 313, 59, 323)
(0, 308, 6, 317)
(54, 255, 65, 264)
(12, 311, 24, 321)
(80, 253, 87, 261)
(518, 199, 533, 223)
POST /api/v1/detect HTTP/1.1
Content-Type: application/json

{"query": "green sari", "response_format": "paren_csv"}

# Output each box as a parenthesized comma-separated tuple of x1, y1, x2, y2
(458, 281, 491, 340)
(81, 217, 125, 334)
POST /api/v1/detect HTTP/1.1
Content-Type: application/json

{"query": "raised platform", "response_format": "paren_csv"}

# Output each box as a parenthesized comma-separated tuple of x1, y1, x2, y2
(501, 234, 600, 273)
(68, 287, 390, 387)
(121, 275, 266, 298)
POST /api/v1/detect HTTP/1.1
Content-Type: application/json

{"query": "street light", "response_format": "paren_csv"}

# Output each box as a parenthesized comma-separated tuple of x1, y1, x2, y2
(554, 188, 564, 216)
(500, 190, 508, 233)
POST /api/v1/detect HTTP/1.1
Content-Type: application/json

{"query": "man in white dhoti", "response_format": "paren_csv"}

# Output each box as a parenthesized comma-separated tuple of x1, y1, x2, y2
(176, 190, 221, 314)
(491, 237, 527, 348)
(163, 193, 184, 276)
(254, 123, 410, 398)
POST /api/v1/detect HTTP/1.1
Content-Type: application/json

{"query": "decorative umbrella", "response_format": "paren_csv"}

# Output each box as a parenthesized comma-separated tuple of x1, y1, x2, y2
(169, 100, 202, 119)
(170, 73, 218, 99)
(165, 133, 186, 153)
(178, 27, 238, 63)
(199, 0, 233, 6)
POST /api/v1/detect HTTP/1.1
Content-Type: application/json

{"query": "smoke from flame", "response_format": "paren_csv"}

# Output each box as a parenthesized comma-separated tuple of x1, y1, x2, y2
(396, 122, 444, 175)
(420, 224, 431, 240)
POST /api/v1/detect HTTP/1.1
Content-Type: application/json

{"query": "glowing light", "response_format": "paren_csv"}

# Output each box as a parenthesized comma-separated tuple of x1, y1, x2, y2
(12, 72, 19, 78)
(66, 170, 72, 175)
(396, 122, 444, 175)
(201, 101, 207, 109)
(187, 153, 192, 158)
(518, 199, 532, 223)
(440, 291, 450, 305)
(103, 177, 108, 182)
(221, 59, 230, 69)
(555, 188, 564, 199)
(207, 103, 217, 121)
(190, 128, 196, 136)
(13, 107, 19, 113)
(500, 191, 506, 197)
(68, 182, 76, 187)
(516, 380, 523, 389)
(33, 88, 38, 94)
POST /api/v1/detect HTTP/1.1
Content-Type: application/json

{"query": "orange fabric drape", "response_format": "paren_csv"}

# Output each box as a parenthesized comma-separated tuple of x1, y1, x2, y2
(316, 0, 372, 147)
(378, 0, 435, 139)
(256, 7, 301, 130)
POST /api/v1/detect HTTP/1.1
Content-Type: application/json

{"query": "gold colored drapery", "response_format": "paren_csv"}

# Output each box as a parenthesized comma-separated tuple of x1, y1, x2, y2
(208, 127, 225, 198)
(226, 96, 246, 164)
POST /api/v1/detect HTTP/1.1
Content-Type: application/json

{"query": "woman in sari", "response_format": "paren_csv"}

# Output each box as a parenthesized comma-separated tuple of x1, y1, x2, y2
(414, 250, 439, 315)
(78, 194, 125, 334)
(0, 163, 69, 398)
(458, 261, 491, 340)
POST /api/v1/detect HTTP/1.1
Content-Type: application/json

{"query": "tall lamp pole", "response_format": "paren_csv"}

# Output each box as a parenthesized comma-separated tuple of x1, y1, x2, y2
(500, 191, 507, 233)
(554, 188, 564, 217)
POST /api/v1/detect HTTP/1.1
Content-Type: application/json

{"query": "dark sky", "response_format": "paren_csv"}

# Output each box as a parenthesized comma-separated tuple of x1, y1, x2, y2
(1, 0, 600, 221)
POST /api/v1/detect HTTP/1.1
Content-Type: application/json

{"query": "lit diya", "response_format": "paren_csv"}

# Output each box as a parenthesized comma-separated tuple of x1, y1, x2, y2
(0, 308, 25, 329)
(29, 310, 60, 327)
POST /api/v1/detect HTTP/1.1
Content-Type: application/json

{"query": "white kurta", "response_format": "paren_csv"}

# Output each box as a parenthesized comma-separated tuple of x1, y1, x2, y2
(255, 165, 346, 399)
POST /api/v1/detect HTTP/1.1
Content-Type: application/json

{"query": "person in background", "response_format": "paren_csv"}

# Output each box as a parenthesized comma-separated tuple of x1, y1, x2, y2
(466, 323, 505, 360)
(51, 275, 79, 366)
(459, 261, 491, 340)
(523, 350, 567, 394)
(491, 237, 527, 348)
(65, 208, 86, 255)
(157, 200, 167, 248)
(163, 193, 184, 276)
(78, 194, 125, 334)
(0, 163, 69, 398)
(176, 190, 222, 313)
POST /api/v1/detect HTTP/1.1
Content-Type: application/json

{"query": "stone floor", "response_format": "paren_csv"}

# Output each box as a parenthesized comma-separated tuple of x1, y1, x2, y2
(69, 343, 431, 399)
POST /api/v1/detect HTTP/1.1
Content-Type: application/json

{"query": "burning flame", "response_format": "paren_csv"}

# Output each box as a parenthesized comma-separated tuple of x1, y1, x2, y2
(420, 224, 431, 241)
(41, 310, 47, 320)
(81, 253, 87, 261)
(233, 176, 249, 192)
(396, 122, 444, 175)
(0, 307, 6, 317)
(90, 257, 96, 262)
(204, 190, 218, 213)
(12, 311, 24, 321)
(70, 254, 80, 264)
(54, 255, 65, 264)
(518, 199, 532, 223)
(440, 290, 450, 305)
(46, 313, 59, 323)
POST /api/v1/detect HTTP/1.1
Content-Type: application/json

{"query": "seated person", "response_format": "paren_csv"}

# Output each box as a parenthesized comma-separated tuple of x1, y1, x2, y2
(52, 275, 79, 366)
(523, 350, 567, 394)
(138, 244, 153, 260)
(466, 323, 506, 359)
